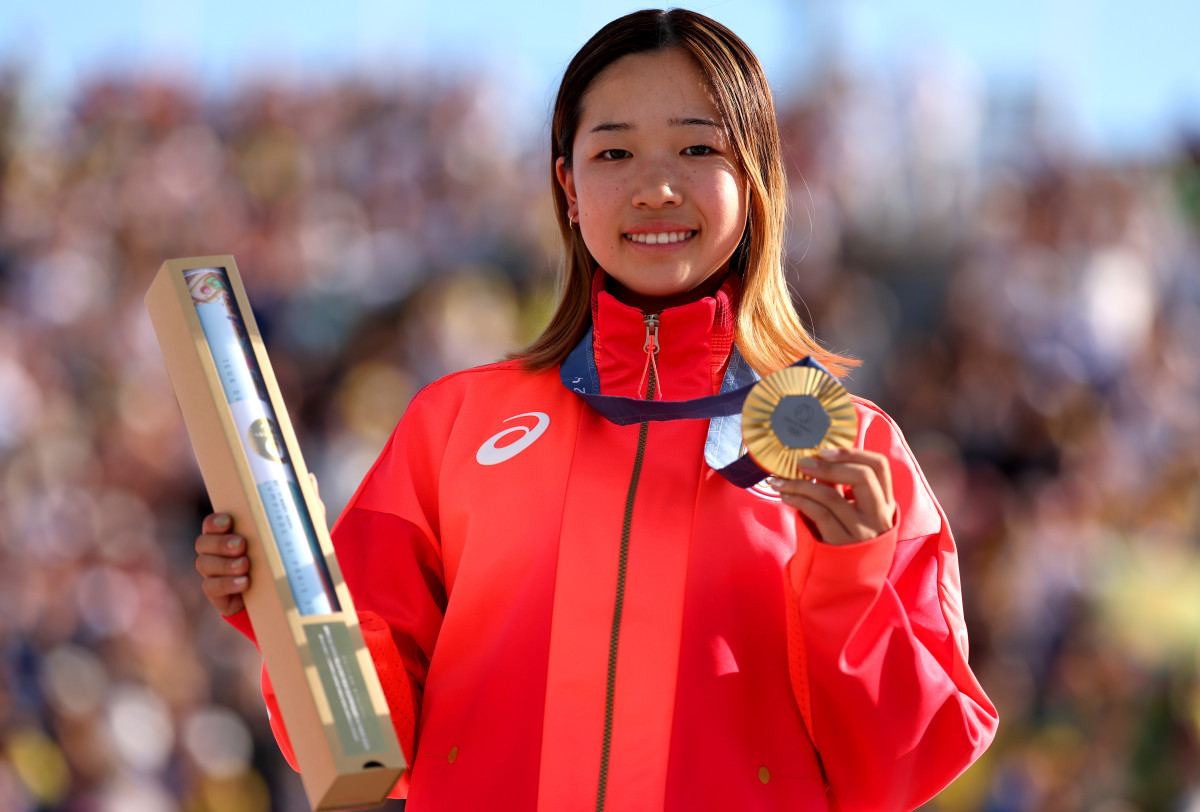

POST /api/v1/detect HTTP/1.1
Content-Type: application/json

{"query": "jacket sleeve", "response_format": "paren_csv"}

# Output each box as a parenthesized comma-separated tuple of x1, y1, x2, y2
(782, 402, 998, 812)
(223, 382, 453, 798)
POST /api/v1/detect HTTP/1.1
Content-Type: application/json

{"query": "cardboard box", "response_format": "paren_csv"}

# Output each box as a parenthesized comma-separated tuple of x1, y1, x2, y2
(146, 256, 405, 810)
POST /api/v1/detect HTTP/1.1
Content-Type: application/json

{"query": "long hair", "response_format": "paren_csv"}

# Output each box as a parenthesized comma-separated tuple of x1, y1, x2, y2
(512, 8, 856, 379)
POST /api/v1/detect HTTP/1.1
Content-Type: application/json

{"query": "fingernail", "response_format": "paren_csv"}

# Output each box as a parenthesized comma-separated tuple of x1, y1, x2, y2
(764, 477, 783, 490)
(226, 536, 242, 552)
(232, 576, 248, 587)
(817, 448, 840, 460)
(796, 457, 818, 468)
(214, 514, 231, 530)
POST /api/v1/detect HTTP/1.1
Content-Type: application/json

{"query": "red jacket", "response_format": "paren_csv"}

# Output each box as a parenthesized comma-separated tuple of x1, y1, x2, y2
(233, 274, 997, 811)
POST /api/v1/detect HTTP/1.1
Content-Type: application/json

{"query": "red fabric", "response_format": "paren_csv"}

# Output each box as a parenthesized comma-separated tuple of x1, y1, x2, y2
(779, 404, 996, 810)
(590, 269, 738, 395)
(227, 276, 997, 811)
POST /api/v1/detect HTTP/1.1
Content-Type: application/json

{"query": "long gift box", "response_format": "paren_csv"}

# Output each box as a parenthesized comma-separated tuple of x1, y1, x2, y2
(145, 255, 405, 810)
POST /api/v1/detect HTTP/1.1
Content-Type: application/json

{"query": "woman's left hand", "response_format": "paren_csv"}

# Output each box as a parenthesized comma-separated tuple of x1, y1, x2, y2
(774, 448, 896, 546)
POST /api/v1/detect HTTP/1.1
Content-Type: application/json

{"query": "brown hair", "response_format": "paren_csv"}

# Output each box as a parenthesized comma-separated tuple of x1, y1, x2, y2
(512, 8, 856, 379)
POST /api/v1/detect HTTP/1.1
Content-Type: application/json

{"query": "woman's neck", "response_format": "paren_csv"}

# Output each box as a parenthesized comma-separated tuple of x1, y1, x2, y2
(603, 269, 731, 314)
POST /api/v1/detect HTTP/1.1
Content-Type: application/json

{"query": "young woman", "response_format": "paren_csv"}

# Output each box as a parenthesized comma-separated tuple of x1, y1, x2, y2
(195, 9, 997, 810)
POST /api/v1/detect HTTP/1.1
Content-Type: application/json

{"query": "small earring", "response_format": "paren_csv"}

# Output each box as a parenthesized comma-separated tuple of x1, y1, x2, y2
(569, 216, 578, 230)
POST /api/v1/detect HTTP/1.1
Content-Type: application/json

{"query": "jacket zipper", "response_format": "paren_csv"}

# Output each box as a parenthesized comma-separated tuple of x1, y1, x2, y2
(596, 313, 659, 812)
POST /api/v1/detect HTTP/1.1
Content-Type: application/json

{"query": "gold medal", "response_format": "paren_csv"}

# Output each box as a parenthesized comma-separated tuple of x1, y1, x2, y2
(741, 365, 858, 480)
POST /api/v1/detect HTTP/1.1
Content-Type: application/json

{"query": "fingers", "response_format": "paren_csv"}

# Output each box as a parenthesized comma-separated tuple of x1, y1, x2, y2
(777, 479, 880, 545)
(308, 473, 326, 527)
(200, 570, 250, 600)
(195, 529, 245, 558)
(796, 449, 894, 527)
(195, 513, 250, 616)
(778, 486, 854, 544)
(202, 512, 233, 535)
(196, 546, 249, 617)
(195, 552, 249, 578)
(202, 578, 247, 617)
(775, 448, 897, 545)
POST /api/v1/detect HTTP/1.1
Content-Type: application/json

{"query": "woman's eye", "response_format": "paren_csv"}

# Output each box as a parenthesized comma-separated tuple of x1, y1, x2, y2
(682, 145, 715, 156)
(598, 149, 630, 160)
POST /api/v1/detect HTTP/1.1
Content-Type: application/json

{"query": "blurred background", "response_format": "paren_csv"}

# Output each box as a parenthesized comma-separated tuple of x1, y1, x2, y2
(1, 1, 1198, 810)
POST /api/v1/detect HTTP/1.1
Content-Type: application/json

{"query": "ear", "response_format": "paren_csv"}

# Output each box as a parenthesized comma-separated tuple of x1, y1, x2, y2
(555, 156, 578, 222)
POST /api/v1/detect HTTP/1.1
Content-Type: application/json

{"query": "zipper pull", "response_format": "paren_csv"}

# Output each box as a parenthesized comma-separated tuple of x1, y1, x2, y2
(643, 313, 661, 356)
(639, 313, 662, 400)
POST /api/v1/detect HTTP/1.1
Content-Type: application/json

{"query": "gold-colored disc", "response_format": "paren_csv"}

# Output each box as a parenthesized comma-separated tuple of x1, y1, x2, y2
(741, 365, 858, 480)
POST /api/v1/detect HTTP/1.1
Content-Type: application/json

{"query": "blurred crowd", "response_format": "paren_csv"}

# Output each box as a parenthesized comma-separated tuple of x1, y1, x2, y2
(0, 51, 1197, 812)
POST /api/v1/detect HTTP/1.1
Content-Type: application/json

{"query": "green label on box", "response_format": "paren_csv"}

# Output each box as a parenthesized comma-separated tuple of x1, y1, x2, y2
(304, 622, 387, 756)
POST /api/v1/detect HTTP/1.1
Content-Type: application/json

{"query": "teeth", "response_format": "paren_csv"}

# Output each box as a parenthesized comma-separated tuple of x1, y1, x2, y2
(625, 231, 695, 244)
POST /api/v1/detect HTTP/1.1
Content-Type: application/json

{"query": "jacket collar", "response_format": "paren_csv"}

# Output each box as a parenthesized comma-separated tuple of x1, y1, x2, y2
(589, 269, 739, 401)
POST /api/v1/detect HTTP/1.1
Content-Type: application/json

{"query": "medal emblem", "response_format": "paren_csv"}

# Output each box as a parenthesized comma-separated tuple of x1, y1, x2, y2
(247, 416, 288, 463)
(741, 365, 857, 480)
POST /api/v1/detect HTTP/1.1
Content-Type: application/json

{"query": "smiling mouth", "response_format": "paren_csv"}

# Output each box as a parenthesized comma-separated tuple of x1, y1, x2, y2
(624, 230, 697, 245)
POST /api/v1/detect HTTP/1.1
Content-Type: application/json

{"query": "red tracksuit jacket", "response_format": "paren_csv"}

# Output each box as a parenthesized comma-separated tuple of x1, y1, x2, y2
(231, 274, 997, 811)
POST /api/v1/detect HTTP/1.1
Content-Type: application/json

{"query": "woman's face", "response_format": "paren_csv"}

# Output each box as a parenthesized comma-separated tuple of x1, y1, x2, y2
(556, 48, 748, 310)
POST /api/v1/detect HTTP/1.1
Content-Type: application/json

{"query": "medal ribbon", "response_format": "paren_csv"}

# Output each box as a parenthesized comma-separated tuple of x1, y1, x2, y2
(559, 326, 836, 488)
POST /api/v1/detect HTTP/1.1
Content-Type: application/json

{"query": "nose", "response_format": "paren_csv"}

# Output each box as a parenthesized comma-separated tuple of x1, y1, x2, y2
(631, 163, 682, 209)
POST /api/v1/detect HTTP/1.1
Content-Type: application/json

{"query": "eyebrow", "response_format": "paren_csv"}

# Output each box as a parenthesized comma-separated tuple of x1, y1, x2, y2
(589, 117, 723, 133)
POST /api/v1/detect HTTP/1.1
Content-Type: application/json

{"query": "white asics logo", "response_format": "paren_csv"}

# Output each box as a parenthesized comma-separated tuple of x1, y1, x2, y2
(476, 412, 550, 465)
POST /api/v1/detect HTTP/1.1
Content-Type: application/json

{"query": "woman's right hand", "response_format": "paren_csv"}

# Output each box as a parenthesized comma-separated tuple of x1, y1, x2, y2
(194, 513, 251, 616)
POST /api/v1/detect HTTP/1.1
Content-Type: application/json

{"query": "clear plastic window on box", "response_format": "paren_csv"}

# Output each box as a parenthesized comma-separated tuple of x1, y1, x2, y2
(186, 267, 341, 617)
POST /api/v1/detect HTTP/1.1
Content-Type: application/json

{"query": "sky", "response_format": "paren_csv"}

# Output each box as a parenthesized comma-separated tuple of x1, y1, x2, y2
(1, 0, 1198, 159)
